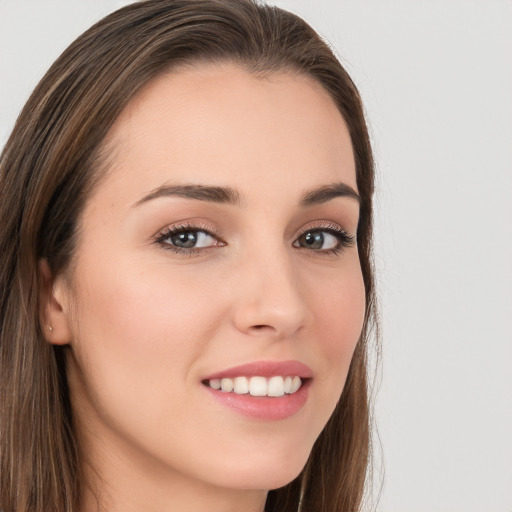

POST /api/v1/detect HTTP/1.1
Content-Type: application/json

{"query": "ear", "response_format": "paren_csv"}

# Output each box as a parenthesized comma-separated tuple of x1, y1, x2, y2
(39, 259, 73, 345)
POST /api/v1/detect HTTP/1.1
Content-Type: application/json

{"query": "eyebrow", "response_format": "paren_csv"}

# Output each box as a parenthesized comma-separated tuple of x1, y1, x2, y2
(132, 184, 242, 208)
(299, 182, 360, 206)
(132, 181, 360, 208)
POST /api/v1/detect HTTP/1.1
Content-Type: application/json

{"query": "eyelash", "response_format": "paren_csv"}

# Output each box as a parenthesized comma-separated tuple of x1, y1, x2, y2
(152, 222, 355, 256)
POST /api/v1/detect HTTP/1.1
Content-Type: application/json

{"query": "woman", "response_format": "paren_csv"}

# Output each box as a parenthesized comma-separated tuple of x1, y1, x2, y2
(0, 1, 377, 511)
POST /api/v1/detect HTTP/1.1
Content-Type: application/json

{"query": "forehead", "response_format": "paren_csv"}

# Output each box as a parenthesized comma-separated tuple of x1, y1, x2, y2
(95, 63, 356, 206)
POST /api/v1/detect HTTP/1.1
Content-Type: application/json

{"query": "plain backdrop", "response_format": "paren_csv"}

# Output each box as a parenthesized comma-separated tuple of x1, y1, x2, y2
(1, 1, 511, 511)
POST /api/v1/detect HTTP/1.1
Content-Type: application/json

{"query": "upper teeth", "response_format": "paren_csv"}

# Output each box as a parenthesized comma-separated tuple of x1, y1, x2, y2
(208, 376, 302, 397)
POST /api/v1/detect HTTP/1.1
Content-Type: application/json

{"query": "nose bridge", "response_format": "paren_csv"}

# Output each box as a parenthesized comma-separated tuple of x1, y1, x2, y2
(232, 238, 309, 338)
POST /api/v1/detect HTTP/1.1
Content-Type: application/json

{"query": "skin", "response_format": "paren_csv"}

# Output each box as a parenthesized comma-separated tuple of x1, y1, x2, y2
(43, 64, 366, 512)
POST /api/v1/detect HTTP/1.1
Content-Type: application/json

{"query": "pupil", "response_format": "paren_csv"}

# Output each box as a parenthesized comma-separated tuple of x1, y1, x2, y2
(172, 231, 197, 248)
(304, 232, 323, 249)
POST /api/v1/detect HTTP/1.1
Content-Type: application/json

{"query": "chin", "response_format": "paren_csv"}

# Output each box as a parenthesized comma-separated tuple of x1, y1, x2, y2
(248, 467, 304, 491)
(209, 444, 310, 491)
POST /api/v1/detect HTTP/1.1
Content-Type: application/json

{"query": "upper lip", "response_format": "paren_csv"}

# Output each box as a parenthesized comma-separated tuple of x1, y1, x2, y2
(202, 360, 313, 381)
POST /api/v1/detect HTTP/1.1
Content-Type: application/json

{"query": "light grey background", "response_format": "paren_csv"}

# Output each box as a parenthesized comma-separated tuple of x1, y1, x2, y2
(1, 1, 511, 511)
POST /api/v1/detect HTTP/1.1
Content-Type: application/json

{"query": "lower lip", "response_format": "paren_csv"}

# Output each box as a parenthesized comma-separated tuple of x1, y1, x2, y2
(203, 380, 311, 421)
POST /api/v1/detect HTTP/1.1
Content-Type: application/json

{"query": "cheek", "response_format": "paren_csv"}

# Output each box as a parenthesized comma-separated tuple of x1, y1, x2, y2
(322, 273, 365, 354)
(67, 256, 224, 420)
(307, 257, 366, 402)
(312, 255, 365, 344)
(77, 257, 219, 351)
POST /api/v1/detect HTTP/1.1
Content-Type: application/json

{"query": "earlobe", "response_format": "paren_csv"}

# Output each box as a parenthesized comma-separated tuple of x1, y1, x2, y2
(39, 259, 73, 345)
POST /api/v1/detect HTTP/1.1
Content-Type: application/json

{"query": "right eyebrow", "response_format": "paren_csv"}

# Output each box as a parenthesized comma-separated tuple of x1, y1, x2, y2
(131, 183, 243, 209)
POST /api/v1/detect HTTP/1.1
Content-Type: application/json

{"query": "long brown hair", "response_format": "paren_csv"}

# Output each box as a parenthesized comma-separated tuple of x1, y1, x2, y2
(0, 1, 377, 511)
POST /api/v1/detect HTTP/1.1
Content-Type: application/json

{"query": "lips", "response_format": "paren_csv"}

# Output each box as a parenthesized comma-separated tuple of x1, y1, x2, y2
(201, 360, 313, 421)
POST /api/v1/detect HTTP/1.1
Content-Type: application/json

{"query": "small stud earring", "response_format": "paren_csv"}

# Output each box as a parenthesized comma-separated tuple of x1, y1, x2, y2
(49, 325, 53, 333)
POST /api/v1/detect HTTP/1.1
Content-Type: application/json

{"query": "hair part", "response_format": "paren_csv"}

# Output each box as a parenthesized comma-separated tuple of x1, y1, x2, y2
(0, 1, 377, 511)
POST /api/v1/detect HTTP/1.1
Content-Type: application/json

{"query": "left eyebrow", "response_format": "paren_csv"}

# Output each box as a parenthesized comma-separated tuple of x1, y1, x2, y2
(299, 182, 360, 206)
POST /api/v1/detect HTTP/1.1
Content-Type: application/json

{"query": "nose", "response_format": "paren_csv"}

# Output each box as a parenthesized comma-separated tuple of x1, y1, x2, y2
(231, 248, 310, 340)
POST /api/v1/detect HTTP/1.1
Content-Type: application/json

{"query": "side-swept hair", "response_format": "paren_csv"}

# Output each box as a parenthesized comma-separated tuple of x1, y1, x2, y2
(0, 1, 376, 511)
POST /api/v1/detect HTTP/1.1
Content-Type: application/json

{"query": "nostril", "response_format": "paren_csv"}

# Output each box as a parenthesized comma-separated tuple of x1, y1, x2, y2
(250, 324, 277, 333)
(247, 324, 278, 336)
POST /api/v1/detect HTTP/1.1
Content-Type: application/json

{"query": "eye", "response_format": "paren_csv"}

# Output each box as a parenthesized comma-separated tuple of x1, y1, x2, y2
(153, 224, 224, 253)
(166, 230, 216, 249)
(295, 231, 337, 250)
(293, 227, 355, 254)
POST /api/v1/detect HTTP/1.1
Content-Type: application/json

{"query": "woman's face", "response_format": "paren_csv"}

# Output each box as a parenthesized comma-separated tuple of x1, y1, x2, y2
(56, 64, 365, 495)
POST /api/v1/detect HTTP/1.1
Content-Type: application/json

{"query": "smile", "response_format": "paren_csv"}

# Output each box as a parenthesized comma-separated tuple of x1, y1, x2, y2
(202, 361, 312, 420)
(206, 376, 303, 397)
